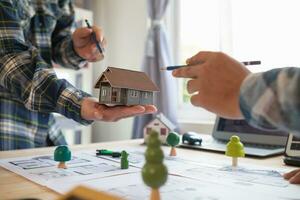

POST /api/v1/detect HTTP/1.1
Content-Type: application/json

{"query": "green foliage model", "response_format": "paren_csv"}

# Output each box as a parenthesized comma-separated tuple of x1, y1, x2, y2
(54, 145, 71, 162)
(226, 135, 245, 158)
(142, 130, 168, 189)
(54, 145, 71, 169)
(166, 132, 180, 147)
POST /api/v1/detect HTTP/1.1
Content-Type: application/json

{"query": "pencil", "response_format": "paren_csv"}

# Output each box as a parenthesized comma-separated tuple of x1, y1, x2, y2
(160, 61, 261, 71)
(85, 19, 104, 54)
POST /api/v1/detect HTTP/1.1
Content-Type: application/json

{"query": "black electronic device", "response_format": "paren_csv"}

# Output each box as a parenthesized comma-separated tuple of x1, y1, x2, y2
(284, 133, 300, 167)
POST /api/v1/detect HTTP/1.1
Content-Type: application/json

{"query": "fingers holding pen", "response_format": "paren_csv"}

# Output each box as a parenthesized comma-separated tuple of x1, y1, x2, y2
(172, 51, 211, 78)
(91, 26, 104, 42)
(186, 51, 211, 65)
(172, 64, 203, 78)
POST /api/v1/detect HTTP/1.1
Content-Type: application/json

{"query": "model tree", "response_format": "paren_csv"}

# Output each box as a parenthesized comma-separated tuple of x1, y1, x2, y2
(121, 150, 129, 169)
(166, 132, 180, 156)
(54, 145, 71, 169)
(225, 135, 245, 167)
(142, 131, 168, 200)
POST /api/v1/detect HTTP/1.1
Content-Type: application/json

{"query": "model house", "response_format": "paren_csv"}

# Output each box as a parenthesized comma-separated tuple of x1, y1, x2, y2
(144, 113, 176, 144)
(94, 67, 159, 105)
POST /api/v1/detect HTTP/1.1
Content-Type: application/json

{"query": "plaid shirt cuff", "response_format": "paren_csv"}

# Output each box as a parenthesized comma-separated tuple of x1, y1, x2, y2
(61, 38, 88, 69)
(239, 73, 278, 130)
(56, 87, 93, 125)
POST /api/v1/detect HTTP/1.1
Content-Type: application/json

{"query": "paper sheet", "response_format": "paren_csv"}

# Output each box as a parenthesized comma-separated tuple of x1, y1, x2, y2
(1, 148, 299, 200)
(0, 151, 139, 186)
(48, 172, 297, 200)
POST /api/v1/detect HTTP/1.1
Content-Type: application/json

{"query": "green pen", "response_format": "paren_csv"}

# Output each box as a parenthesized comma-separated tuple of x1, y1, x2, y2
(96, 149, 121, 158)
(96, 149, 113, 155)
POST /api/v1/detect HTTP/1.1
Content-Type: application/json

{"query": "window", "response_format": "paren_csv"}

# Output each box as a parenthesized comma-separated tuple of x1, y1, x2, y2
(160, 128, 167, 136)
(144, 92, 148, 99)
(130, 90, 138, 98)
(146, 128, 152, 135)
(130, 90, 134, 97)
(168, 0, 300, 123)
(102, 88, 107, 96)
(171, 0, 221, 123)
(230, 0, 300, 69)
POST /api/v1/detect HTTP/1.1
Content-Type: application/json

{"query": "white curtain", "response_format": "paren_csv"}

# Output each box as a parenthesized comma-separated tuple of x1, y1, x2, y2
(132, 0, 178, 138)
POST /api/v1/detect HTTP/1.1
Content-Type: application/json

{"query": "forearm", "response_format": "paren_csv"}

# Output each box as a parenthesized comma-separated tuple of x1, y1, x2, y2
(239, 67, 300, 135)
(0, 49, 92, 125)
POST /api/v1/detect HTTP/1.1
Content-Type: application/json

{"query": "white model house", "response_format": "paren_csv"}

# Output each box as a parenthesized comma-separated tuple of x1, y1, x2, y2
(143, 113, 176, 144)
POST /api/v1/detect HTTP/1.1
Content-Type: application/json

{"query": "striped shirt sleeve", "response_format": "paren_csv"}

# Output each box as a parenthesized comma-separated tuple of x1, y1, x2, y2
(239, 67, 300, 136)
(0, 0, 92, 125)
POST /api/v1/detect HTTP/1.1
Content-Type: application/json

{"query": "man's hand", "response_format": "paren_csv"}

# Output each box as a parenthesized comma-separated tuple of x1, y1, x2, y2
(284, 169, 300, 184)
(72, 26, 106, 62)
(80, 98, 157, 122)
(172, 51, 251, 119)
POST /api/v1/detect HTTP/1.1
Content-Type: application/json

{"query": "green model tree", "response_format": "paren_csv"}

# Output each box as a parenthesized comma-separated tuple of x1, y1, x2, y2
(142, 131, 168, 200)
(225, 135, 245, 167)
(166, 132, 180, 156)
(121, 150, 129, 169)
(54, 145, 71, 169)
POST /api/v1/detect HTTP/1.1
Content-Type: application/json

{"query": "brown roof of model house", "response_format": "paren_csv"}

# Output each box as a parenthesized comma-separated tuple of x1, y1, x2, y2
(94, 67, 160, 92)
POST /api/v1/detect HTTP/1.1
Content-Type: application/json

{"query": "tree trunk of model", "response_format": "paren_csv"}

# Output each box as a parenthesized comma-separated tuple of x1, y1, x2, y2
(150, 188, 160, 200)
(58, 162, 67, 169)
(169, 147, 177, 156)
(232, 157, 237, 167)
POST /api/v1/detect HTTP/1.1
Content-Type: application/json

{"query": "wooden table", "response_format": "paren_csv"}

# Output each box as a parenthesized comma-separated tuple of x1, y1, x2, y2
(0, 139, 297, 200)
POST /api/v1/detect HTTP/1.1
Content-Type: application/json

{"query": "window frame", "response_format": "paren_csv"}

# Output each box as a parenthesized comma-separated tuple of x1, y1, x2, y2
(165, 0, 233, 123)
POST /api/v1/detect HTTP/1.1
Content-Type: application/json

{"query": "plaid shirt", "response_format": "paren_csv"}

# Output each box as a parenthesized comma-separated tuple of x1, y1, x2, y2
(0, 0, 92, 150)
(240, 67, 300, 137)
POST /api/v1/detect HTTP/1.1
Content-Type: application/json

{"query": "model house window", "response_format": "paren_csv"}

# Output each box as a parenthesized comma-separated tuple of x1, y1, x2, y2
(131, 90, 139, 97)
(170, 0, 300, 122)
(130, 90, 133, 97)
(160, 128, 167, 136)
(102, 88, 107, 96)
(146, 128, 152, 134)
(130, 90, 134, 97)
(144, 92, 148, 99)
(154, 123, 160, 126)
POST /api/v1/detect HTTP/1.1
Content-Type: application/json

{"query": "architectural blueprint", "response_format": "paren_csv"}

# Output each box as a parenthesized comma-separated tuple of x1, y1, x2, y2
(1, 148, 299, 199)
(0, 151, 139, 185)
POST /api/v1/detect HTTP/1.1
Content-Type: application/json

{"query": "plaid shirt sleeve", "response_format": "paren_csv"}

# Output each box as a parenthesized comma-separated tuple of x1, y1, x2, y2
(0, 0, 92, 125)
(240, 67, 300, 136)
(51, 1, 88, 69)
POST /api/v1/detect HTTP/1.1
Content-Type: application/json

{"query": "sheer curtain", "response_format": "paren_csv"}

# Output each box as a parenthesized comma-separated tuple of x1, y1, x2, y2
(132, 0, 178, 138)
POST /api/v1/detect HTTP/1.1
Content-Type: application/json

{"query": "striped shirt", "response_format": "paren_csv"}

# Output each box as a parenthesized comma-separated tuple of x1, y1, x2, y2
(240, 67, 300, 137)
(0, 0, 92, 150)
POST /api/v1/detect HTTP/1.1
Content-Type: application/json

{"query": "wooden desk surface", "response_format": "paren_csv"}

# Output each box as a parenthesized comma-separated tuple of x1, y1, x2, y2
(0, 139, 297, 200)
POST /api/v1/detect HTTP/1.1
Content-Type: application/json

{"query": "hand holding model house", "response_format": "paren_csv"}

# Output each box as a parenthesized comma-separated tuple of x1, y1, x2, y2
(84, 67, 159, 122)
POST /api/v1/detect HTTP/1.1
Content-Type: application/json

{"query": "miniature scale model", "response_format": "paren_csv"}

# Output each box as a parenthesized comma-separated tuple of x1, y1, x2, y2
(182, 132, 202, 146)
(94, 67, 159, 105)
(142, 131, 168, 200)
(225, 135, 245, 167)
(54, 145, 71, 169)
(121, 151, 129, 169)
(166, 132, 180, 156)
(144, 113, 176, 144)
